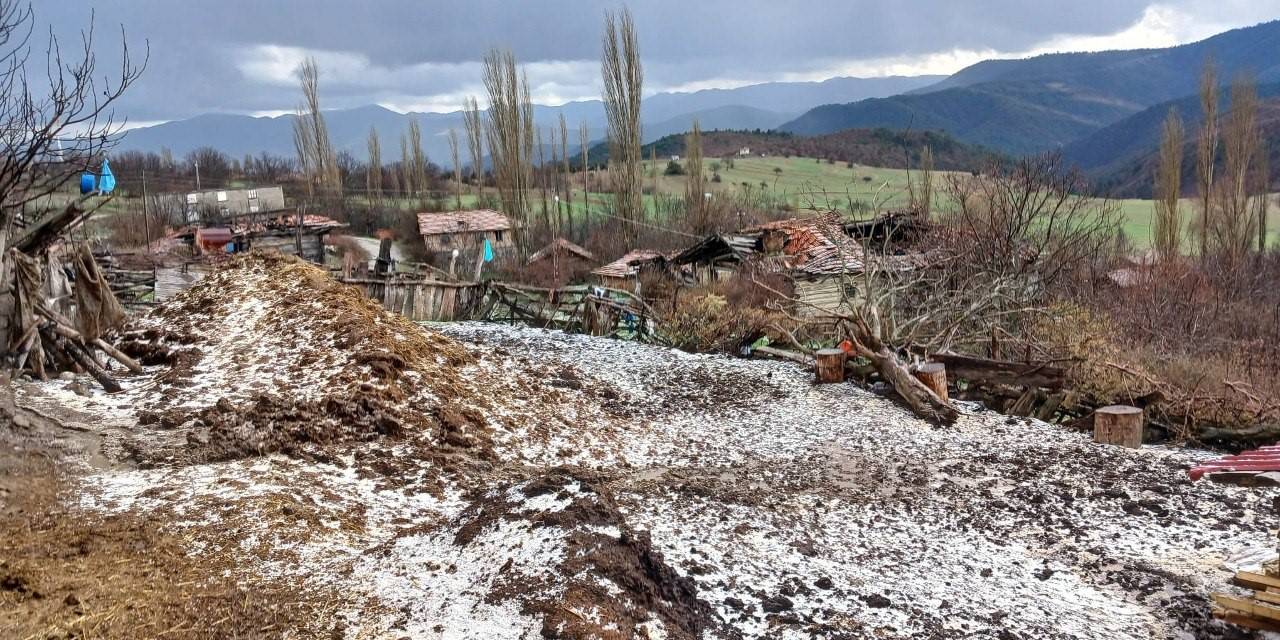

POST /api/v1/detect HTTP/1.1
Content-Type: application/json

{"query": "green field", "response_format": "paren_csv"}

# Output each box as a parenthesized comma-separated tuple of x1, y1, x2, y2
(55, 155, 1280, 251)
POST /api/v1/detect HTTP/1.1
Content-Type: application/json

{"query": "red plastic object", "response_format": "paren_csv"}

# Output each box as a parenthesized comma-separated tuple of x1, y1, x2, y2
(1189, 445, 1280, 481)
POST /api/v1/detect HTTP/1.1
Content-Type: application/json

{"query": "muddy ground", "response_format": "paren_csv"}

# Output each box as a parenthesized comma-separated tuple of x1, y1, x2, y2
(1, 255, 1277, 639)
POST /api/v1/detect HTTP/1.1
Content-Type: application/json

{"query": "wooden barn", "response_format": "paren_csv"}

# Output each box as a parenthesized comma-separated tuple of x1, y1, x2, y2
(591, 250, 670, 294)
(525, 238, 597, 287)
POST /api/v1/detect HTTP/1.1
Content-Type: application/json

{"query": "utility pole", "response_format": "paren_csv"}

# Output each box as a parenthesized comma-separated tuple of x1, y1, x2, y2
(194, 159, 201, 191)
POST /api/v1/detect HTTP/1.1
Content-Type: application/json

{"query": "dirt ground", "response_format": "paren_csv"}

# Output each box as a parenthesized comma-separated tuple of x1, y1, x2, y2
(2, 255, 1277, 639)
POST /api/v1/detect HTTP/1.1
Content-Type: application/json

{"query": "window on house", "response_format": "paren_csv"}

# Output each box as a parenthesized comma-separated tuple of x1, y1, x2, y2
(216, 191, 228, 202)
(494, 230, 504, 242)
(247, 189, 258, 200)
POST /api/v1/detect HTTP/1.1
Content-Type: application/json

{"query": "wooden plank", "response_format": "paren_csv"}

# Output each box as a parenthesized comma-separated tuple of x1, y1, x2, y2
(1213, 594, 1280, 622)
(1251, 590, 1280, 606)
(1213, 605, 1280, 631)
(1235, 572, 1280, 591)
(442, 287, 457, 320)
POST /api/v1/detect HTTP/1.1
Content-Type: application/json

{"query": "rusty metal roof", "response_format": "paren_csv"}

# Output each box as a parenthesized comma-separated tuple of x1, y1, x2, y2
(417, 210, 511, 236)
(591, 250, 665, 279)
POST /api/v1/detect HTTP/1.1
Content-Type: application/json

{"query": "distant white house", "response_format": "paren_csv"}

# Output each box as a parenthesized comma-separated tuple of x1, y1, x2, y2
(670, 155, 681, 162)
(738, 147, 751, 156)
(183, 186, 286, 222)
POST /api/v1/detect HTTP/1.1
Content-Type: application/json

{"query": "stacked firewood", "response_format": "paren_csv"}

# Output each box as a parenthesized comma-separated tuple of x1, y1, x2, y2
(4, 241, 141, 391)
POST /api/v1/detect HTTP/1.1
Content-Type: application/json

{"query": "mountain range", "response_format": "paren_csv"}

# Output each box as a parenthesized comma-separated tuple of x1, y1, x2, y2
(779, 20, 1280, 155)
(118, 18, 1280, 193)
(117, 75, 942, 165)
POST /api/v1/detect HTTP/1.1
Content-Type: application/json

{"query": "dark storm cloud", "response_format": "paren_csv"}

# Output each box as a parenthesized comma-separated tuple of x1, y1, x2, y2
(30, 0, 1274, 122)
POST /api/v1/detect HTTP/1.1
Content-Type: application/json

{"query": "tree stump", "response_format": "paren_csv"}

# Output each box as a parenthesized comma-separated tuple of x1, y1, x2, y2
(912, 362, 948, 402)
(815, 348, 846, 383)
(1094, 405, 1144, 448)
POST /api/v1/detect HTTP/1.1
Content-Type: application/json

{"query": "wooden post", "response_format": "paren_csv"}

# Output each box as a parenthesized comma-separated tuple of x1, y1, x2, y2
(1094, 405, 1144, 448)
(815, 348, 846, 383)
(912, 362, 948, 401)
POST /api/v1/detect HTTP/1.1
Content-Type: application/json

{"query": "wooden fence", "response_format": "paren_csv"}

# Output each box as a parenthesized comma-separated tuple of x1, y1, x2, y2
(341, 276, 658, 340)
(339, 277, 484, 322)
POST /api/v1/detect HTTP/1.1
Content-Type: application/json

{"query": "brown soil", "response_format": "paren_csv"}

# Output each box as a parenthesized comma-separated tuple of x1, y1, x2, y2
(455, 469, 739, 640)
(0, 386, 342, 640)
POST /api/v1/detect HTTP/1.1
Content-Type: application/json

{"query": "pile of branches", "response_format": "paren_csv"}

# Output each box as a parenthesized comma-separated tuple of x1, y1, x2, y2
(3, 243, 141, 391)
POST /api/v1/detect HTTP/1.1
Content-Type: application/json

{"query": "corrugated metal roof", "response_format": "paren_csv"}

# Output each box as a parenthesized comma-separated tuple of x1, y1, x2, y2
(417, 210, 511, 236)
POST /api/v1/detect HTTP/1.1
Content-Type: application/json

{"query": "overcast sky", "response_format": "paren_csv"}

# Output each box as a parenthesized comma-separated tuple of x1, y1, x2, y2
(36, 1, 1280, 125)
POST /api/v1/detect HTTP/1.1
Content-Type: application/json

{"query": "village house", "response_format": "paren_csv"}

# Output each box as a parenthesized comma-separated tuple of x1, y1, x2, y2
(671, 215, 913, 315)
(591, 249, 669, 293)
(417, 210, 514, 263)
(177, 213, 345, 263)
(525, 238, 596, 287)
(183, 186, 286, 222)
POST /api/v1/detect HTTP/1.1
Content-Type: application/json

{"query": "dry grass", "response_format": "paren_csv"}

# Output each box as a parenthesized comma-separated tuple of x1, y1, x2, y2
(0, 461, 342, 640)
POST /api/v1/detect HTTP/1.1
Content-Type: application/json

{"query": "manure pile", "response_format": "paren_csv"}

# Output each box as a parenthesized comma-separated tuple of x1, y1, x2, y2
(117, 253, 486, 463)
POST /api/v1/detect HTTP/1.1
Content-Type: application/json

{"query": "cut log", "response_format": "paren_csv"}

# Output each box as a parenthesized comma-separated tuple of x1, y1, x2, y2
(1093, 405, 1144, 448)
(815, 348, 846, 383)
(911, 363, 947, 402)
(928, 352, 1066, 389)
(93, 338, 144, 374)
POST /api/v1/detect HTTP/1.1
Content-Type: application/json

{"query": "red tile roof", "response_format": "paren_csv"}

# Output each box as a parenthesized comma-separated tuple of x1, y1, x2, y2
(417, 210, 511, 236)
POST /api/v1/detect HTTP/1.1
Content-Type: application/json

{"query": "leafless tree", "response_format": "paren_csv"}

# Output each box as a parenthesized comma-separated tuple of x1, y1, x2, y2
(559, 113, 571, 233)
(1153, 108, 1184, 260)
(366, 126, 383, 203)
(0, 2, 146, 254)
(462, 96, 484, 191)
(685, 119, 708, 233)
(1254, 142, 1270, 253)
(292, 57, 341, 198)
(1210, 73, 1259, 266)
(579, 120, 590, 224)
(408, 118, 428, 199)
(1194, 61, 1219, 258)
(399, 132, 413, 197)
(448, 127, 462, 209)
(483, 48, 533, 258)
(601, 7, 643, 248)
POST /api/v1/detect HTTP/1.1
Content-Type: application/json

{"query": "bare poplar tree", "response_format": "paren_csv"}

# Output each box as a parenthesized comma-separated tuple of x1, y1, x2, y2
(483, 48, 533, 257)
(601, 7, 644, 248)
(1194, 61, 1219, 258)
(1255, 143, 1270, 253)
(580, 121, 591, 223)
(399, 133, 413, 198)
(292, 57, 341, 198)
(918, 145, 934, 221)
(537, 125, 550, 230)
(1213, 73, 1258, 265)
(448, 128, 463, 209)
(559, 113, 571, 233)
(462, 96, 485, 191)
(1153, 108, 1184, 260)
(366, 126, 383, 203)
(408, 118, 428, 199)
(685, 119, 707, 233)
(549, 127, 562, 230)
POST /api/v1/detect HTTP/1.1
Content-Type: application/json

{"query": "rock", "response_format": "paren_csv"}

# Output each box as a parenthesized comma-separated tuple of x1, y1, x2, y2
(1121, 501, 1144, 515)
(723, 596, 745, 610)
(980, 568, 993, 578)
(58, 371, 75, 381)
(814, 577, 834, 590)
(761, 595, 793, 613)
(863, 593, 892, 608)
(63, 593, 79, 606)
(1035, 567, 1055, 581)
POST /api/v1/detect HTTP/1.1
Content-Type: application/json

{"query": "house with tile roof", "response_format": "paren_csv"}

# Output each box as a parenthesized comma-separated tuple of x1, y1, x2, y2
(416, 210, 515, 260)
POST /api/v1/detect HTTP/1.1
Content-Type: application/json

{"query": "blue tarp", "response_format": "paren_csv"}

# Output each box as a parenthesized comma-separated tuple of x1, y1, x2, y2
(98, 159, 116, 193)
(483, 238, 495, 262)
